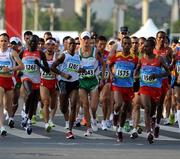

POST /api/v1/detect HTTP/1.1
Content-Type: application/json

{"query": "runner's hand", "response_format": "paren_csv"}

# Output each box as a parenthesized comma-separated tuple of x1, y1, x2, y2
(2, 67, 10, 73)
(34, 59, 40, 65)
(61, 72, 72, 80)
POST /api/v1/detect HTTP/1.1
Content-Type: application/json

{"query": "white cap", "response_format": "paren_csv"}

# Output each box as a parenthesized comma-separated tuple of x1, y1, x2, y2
(80, 31, 91, 39)
(10, 37, 22, 45)
(45, 39, 56, 44)
(108, 39, 116, 44)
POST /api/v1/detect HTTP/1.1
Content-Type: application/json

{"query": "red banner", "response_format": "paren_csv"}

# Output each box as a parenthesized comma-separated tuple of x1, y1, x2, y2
(5, 0, 22, 38)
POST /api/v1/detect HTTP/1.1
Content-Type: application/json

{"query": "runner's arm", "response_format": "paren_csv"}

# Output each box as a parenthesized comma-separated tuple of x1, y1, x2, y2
(11, 50, 24, 71)
(96, 51, 106, 81)
(35, 51, 50, 73)
(157, 56, 170, 78)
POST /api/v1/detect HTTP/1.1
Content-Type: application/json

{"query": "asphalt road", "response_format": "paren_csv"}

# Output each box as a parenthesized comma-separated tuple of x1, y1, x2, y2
(0, 115, 180, 159)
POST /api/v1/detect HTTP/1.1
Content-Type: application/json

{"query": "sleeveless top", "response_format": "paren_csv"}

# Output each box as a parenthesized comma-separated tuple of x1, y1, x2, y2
(41, 52, 56, 80)
(140, 57, 162, 88)
(0, 48, 15, 76)
(21, 50, 41, 83)
(112, 52, 137, 87)
(79, 47, 99, 80)
(60, 51, 81, 82)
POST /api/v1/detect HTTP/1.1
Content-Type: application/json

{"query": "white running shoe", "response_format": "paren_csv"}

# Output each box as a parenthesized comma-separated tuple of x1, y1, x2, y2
(45, 123, 51, 132)
(0, 127, 7, 136)
(163, 118, 170, 125)
(8, 117, 15, 128)
(101, 120, 108, 130)
(84, 128, 93, 137)
(48, 119, 55, 127)
(106, 120, 112, 128)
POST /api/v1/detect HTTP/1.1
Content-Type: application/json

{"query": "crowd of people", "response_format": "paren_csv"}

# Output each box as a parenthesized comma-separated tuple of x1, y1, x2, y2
(0, 27, 180, 144)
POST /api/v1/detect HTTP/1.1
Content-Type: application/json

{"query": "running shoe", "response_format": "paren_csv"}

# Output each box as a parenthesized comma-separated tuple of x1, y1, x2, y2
(45, 123, 51, 133)
(26, 122, 32, 135)
(84, 128, 93, 137)
(116, 131, 123, 142)
(8, 118, 15, 128)
(106, 120, 112, 129)
(91, 119, 98, 132)
(81, 117, 87, 126)
(124, 121, 131, 132)
(169, 114, 175, 125)
(0, 127, 7, 136)
(66, 131, 75, 139)
(137, 125, 143, 134)
(21, 117, 28, 128)
(163, 118, 170, 125)
(154, 126, 160, 138)
(101, 120, 108, 131)
(147, 133, 154, 144)
(48, 119, 55, 127)
(74, 118, 81, 127)
(31, 115, 37, 124)
(130, 129, 138, 139)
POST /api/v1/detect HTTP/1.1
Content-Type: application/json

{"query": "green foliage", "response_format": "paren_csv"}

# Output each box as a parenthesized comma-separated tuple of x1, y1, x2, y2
(171, 20, 180, 33)
(60, 4, 113, 38)
(26, 8, 34, 30)
(124, 6, 141, 34)
(38, 11, 50, 30)
(92, 20, 113, 38)
(60, 14, 81, 31)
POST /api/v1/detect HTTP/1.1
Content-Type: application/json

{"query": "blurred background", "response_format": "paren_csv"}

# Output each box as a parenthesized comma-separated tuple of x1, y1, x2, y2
(0, 0, 179, 41)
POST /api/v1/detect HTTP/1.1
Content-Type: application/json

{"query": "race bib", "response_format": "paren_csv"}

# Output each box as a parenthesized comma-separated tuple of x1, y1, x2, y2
(80, 69, 95, 78)
(99, 71, 109, 79)
(116, 69, 131, 78)
(24, 60, 38, 73)
(67, 62, 80, 72)
(0, 61, 11, 73)
(142, 74, 156, 83)
(25, 64, 38, 73)
(41, 72, 53, 79)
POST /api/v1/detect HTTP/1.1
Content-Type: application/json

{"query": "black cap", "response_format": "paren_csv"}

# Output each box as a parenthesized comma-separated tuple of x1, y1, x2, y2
(120, 26, 128, 33)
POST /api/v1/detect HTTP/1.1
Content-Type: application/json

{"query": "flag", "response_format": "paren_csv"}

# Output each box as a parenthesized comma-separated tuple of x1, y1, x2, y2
(5, 0, 22, 38)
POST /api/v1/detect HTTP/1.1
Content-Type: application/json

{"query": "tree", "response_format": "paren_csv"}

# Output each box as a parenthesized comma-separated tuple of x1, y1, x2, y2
(124, 6, 141, 34)
(171, 20, 180, 33)
(60, 4, 113, 38)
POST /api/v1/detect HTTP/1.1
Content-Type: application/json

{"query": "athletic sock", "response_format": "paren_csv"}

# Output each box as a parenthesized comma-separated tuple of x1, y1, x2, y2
(177, 110, 180, 129)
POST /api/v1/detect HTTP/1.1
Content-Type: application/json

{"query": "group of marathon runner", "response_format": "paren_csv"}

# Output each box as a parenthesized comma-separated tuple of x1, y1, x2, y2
(0, 26, 180, 144)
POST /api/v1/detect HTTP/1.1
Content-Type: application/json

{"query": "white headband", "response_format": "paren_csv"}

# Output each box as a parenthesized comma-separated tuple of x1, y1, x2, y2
(45, 39, 56, 44)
